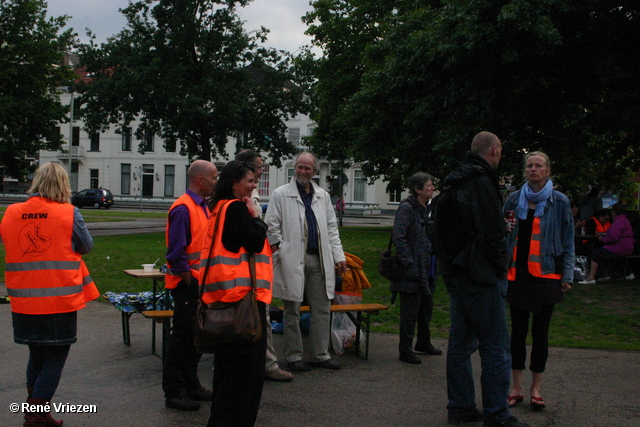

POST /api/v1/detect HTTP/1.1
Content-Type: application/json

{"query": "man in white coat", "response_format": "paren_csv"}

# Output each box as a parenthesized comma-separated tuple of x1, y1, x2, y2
(265, 152, 347, 372)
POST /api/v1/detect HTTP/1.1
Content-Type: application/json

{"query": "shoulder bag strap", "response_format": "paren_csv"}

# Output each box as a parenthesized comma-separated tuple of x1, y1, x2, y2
(249, 256, 257, 292)
(199, 199, 232, 300)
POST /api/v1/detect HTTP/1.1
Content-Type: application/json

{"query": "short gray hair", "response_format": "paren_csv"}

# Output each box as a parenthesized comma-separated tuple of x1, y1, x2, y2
(293, 151, 320, 174)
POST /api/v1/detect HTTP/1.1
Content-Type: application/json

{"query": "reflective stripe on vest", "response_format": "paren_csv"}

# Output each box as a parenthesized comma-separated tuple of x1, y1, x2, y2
(199, 200, 272, 305)
(1, 197, 91, 314)
(165, 194, 209, 289)
(507, 216, 562, 281)
(6, 260, 81, 271)
(81, 260, 100, 302)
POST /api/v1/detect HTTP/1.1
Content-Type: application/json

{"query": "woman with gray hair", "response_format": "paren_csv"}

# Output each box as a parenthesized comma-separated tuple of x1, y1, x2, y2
(391, 172, 442, 364)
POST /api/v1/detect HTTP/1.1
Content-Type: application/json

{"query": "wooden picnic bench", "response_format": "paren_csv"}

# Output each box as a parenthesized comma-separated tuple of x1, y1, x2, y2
(288, 303, 389, 360)
(142, 302, 389, 361)
(141, 310, 173, 359)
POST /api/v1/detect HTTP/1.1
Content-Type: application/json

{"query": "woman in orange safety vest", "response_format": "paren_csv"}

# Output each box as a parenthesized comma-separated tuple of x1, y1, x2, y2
(0, 162, 98, 427)
(503, 152, 574, 411)
(199, 160, 272, 427)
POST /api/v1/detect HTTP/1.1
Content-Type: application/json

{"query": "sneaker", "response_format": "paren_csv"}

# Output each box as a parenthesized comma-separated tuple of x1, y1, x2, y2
(448, 408, 483, 424)
(399, 351, 422, 364)
(187, 386, 213, 401)
(310, 359, 341, 370)
(578, 279, 596, 285)
(265, 368, 294, 382)
(626, 273, 635, 280)
(165, 396, 201, 411)
(483, 415, 529, 427)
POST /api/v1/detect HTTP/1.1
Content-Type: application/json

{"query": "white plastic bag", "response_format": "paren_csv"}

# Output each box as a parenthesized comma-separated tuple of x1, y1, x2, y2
(574, 255, 589, 281)
(330, 293, 363, 355)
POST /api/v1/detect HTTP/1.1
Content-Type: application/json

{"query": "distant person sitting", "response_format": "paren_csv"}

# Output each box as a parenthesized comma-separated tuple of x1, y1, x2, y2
(584, 209, 611, 236)
(571, 202, 582, 231)
(579, 203, 635, 284)
(576, 209, 611, 256)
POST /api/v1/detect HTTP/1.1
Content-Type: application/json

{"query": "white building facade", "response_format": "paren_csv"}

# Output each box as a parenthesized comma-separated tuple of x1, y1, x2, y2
(37, 92, 405, 213)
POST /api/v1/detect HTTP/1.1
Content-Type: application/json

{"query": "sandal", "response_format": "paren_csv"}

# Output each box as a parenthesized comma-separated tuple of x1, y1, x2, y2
(530, 395, 546, 409)
(508, 395, 523, 408)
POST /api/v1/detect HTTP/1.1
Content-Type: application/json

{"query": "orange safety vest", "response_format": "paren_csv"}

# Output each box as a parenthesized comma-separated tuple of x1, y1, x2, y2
(1, 197, 99, 315)
(165, 194, 210, 289)
(590, 216, 610, 233)
(507, 216, 562, 281)
(581, 217, 610, 244)
(199, 199, 272, 305)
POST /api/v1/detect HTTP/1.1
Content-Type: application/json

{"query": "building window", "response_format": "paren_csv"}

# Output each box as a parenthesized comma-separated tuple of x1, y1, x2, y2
(287, 128, 300, 146)
(121, 164, 131, 195)
(143, 131, 154, 152)
(72, 127, 80, 146)
(122, 127, 132, 151)
(90, 169, 99, 189)
(165, 138, 176, 153)
(258, 165, 270, 197)
(164, 165, 175, 197)
(389, 189, 402, 203)
(89, 133, 100, 151)
(353, 169, 366, 202)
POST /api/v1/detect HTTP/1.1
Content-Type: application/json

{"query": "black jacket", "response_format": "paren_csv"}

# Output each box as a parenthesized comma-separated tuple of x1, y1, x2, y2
(434, 152, 507, 285)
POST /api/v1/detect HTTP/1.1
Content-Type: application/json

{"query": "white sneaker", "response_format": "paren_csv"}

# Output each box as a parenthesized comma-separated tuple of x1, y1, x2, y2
(578, 279, 596, 285)
(597, 276, 611, 282)
(626, 273, 635, 280)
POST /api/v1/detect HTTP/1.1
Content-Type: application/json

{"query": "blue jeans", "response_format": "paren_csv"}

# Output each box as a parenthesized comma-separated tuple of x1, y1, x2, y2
(445, 273, 512, 422)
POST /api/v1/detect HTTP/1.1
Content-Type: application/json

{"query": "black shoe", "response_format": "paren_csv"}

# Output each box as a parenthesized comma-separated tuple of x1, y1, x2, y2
(310, 359, 341, 370)
(448, 408, 483, 424)
(187, 386, 214, 401)
(287, 361, 312, 372)
(414, 343, 443, 355)
(399, 351, 422, 364)
(165, 396, 201, 411)
(483, 416, 529, 427)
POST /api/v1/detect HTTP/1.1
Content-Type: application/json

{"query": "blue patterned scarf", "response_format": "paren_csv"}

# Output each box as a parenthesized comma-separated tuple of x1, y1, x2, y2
(517, 179, 553, 220)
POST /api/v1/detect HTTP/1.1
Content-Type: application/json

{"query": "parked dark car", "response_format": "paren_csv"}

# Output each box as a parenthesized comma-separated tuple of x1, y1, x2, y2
(71, 188, 114, 209)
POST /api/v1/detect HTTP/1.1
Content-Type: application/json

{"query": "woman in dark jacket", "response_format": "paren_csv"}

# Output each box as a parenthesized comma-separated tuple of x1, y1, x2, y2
(391, 172, 442, 364)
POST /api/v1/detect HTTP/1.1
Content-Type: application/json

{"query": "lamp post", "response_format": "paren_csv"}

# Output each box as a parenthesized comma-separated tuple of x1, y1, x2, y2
(136, 165, 143, 212)
(66, 87, 75, 175)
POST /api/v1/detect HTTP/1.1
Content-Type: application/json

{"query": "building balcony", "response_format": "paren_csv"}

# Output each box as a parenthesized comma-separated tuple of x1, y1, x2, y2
(56, 145, 86, 160)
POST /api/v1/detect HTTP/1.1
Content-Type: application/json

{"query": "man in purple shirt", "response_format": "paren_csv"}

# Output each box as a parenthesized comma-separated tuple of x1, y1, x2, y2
(163, 160, 218, 411)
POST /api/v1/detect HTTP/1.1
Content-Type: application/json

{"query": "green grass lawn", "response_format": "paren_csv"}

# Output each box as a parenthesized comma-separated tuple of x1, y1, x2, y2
(1, 222, 639, 351)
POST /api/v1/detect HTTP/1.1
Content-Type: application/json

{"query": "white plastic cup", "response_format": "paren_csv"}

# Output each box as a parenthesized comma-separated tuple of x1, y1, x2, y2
(142, 264, 154, 273)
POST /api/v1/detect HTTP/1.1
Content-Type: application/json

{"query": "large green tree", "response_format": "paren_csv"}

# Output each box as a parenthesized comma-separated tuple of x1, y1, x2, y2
(0, 0, 76, 179)
(77, 0, 309, 164)
(305, 0, 640, 198)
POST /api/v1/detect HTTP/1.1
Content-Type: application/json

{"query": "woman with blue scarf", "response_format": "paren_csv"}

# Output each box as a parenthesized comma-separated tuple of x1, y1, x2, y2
(503, 152, 575, 411)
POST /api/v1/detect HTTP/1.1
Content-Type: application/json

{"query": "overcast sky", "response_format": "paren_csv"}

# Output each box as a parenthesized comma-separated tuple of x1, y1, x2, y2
(47, 0, 315, 54)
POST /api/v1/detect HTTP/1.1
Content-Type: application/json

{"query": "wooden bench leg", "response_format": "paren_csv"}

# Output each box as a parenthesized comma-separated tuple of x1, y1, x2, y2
(345, 311, 371, 360)
(122, 312, 133, 346)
